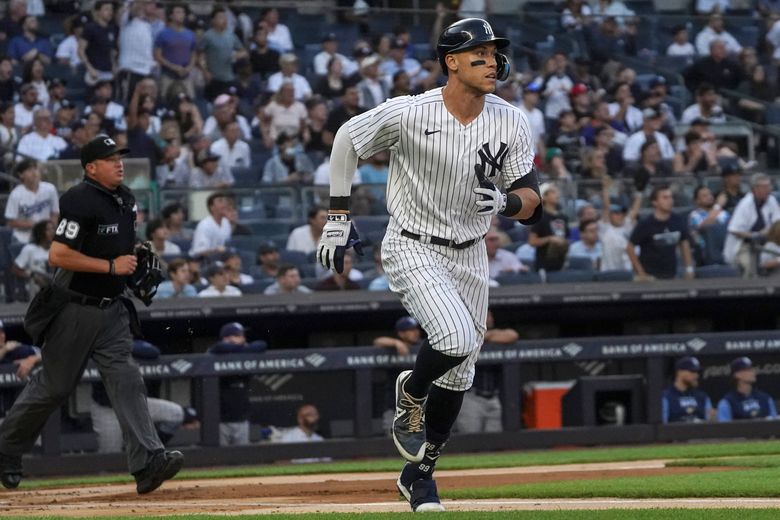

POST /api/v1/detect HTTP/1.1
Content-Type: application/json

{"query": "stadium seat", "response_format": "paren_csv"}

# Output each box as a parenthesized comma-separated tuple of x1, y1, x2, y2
(240, 280, 274, 295)
(279, 249, 308, 268)
(695, 265, 739, 279)
(506, 226, 529, 243)
(231, 167, 259, 188)
(545, 270, 595, 284)
(567, 256, 594, 271)
(593, 270, 634, 282)
(227, 236, 268, 253)
(169, 237, 191, 254)
(495, 271, 543, 285)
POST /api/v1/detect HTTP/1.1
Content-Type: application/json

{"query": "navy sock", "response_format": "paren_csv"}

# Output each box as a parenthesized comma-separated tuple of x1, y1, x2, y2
(404, 341, 467, 398)
(409, 385, 465, 481)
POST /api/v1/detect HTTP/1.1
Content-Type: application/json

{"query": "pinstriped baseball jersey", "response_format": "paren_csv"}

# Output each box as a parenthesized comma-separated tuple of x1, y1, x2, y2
(347, 87, 534, 242)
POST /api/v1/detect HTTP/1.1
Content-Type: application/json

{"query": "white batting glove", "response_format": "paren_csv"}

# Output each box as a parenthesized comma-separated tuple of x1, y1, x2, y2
(473, 164, 507, 216)
(316, 213, 363, 273)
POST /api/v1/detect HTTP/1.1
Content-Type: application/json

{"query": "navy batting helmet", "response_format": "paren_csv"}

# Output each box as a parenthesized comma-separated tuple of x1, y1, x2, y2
(437, 18, 511, 81)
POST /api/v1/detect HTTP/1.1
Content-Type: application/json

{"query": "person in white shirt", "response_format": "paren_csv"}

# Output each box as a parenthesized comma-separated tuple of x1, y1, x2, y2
(189, 192, 232, 257)
(4, 159, 59, 243)
(263, 264, 313, 295)
(198, 262, 243, 297)
(608, 82, 643, 133)
(202, 94, 252, 141)
(486, 227, 527, 279)
(667, 26, 696, 57)
(696, 0, 732, 13)
(592, 0, 636, 27)
(380, 38, 425, 90)
(286, 206, 327, 254)
(313, 33, 357, 77)
(266, 54, 312, 101)
(56, 14, 86, 68)
(12, 219, 52, 300)
(209, 120, 251, 172)
(681, 83, 727, 124)
(14, 83, 39, 132)
(16, 108, 67, 162)
(724, 173, 780, 276)
(622, 107, 675, 162)
(260, 7, 293, 53)
(695, 13, 742, 56)
(518, 81, 546, 155)
(568, 219, 604, 270)
(145, 218, 181, 257)
(117, 1, 155, 103)
(598, 177, 642, 271)
(355, 55, 389, 110)
(279, 404, 324, 443)
(767, 16, 780, 61)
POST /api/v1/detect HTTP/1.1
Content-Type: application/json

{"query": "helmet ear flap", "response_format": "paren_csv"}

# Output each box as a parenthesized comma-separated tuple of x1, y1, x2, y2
(496, 53, 510, 82)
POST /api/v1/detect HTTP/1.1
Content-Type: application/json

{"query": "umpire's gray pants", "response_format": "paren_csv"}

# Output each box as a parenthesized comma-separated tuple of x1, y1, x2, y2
(0, 301, 164, 474)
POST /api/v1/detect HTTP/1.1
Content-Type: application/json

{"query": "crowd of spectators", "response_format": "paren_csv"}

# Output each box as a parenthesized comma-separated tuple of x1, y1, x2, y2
(0, 0, 779, 303)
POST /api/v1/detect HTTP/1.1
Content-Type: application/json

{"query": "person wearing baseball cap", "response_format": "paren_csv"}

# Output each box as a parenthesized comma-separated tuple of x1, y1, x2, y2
(661, 356, 714, 423)
(208, 321, 267, 446)
(717, 356, 778, 422)
(373, 316, 422, 356)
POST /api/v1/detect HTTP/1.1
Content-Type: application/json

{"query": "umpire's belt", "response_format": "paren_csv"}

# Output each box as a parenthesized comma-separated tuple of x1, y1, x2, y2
(68, 291, 119, 309)
(401, 229, 483, 249)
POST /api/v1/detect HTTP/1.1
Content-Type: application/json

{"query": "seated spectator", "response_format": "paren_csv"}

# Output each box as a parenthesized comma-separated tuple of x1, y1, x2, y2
(487, 226, 527, 279)
(203, 94, 251, 142)
(455, 309, 517, 434)
(52, 95, 75, 134)
(210, 120, 250, 172)
(4, 159, 58, 244)
(622, 107, 674, 163)
(0, 320, 41, 419)
(583, 15, 637, 69)
(255, 242, 281, 280)
(146, 218, 181, 256)
(632, 141, 672, 193)
(546, 110, 583, 173)
(208, 321, 267, 446)
(313, 32, 356, 77)
(263, 133, 314, 185)
(266, 53, 312, 102)
(11, 219, 52, 301)
(662, 356, 714, 423)
(257, 83, 307, 149)
(14, 83, 40, 133)
(198, 262, 243, 297)
(723, 173, 780, 276)
(373, 315, 421, 356)
(760, 221, 780, 276)
(323, 86, 365, 147)
(286, 206, 327, 254)
(16, 108, 67, 162)
(7, 15, 52, 65)
(315, 251, 360, 291)
(568, 219, 603, 270)
(673, 131, 718, 175)
(56, 14, 86, 68)
(581, 100, 627, 146)
(689, 186, 730, 266)
(736, 65, 775, 124)
(248, 23, 280, 80)
(681, 84, 726, 125)
(190, 192, 232, 258)
(302, 97, 330, 155)
(356, 55, 388, 110)
(173, 93, 204, 141)
(279, 404, 324, 443)
(161, 202, 193, 241)
(222, 250, 253, 286)
(90, 339, 198, 453)
(627, 185, 694, 281)
(23, 57, 48, 107)
(717, 357, 778, 421)
(529, 183, 570, 272)
(608, 82, 642, 134)
(695, 13, 741, 56)
(155, 258, 197, 299)
(0, 101, 18, 168)
(667, 26, 695, 57)
(715, 161, 745, 214)
(314, 57, 346, 100)
(684, 40, 742, 92)
(570, 83, 592, 122)
(593, 126, 625, 174)
(189, 149, 235, 189)
(389, 70, 411, 98)
(156, 140, 191, 188)
(264, 263, 312, 295)
(380, 38, 424, 90)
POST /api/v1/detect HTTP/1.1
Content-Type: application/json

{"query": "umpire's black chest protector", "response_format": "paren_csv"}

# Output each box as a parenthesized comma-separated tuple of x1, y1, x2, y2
(53, 177, 137, 298)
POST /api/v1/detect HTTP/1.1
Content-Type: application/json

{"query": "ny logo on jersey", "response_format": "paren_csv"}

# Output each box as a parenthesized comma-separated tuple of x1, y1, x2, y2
(477, 142, 508, 178)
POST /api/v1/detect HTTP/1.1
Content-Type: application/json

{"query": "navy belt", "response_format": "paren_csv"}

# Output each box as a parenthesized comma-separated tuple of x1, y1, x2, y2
(69, 292, 119, 309)
(401, 229, 483, 249)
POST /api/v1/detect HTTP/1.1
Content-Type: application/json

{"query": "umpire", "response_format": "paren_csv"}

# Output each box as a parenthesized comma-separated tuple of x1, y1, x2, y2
(0, 135, 183, 493)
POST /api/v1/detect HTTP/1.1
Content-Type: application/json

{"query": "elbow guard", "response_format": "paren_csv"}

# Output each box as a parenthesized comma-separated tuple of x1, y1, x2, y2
(509, 167, 543, 225)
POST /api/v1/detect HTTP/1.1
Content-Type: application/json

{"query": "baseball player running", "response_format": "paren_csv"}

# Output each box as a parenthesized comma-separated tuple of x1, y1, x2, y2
(317, 18, 541, 512)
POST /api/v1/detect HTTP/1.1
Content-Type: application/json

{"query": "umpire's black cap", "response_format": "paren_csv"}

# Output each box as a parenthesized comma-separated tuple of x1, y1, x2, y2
(80, 134, 130, 167)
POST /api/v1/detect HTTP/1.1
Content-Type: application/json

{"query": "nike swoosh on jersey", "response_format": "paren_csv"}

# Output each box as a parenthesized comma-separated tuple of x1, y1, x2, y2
(425, 129, 441, 136)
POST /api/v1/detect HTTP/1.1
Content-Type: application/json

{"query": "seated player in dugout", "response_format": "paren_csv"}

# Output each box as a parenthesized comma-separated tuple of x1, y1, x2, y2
(717, 357, 778, 421)
(661, 356, 714, 423)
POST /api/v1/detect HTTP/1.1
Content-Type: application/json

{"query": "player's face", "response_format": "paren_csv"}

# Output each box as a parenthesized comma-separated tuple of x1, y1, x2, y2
(398, 328, 420, 344)
(681, 369, 699, 388)
(451, 43, 500, 93)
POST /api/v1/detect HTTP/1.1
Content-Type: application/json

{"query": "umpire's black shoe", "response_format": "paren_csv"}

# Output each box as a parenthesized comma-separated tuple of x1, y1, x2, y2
(0, 452, 22, 489)
(397, 464, 445, 512)
(134, 450, 184, 494)
(392, 370, 427, 462)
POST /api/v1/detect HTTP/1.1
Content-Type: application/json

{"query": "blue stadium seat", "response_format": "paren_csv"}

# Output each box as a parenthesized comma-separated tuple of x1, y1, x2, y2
(593, 270, 634, 282)
(241, 280, 274, 295)
(227, 236, 267, 252)
(506, 226, 529, 243)
(353, 216, 389, 235)
(279, 249, 308, 268)
(695, 265, 739, 279)
(495, 271, 543, 285)
(545, 270, 595, 284)
(231, 167, 259, 188)
(169, 237, 191, 254)
(567, 256, 594, 271)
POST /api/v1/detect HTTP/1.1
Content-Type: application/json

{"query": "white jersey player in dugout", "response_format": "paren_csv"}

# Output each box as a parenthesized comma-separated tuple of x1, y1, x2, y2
(317, 18, 543, 512)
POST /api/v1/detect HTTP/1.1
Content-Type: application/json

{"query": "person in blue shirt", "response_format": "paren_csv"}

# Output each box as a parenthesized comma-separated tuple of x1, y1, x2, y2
(155, 258, 197, 299)
(718, 356, 778, 421)
(7, 16, 53, 65)
(661, 356, 713, 423)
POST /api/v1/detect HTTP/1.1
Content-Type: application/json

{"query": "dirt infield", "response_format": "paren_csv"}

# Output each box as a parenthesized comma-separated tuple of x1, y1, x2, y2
(0, 460, 752, 516)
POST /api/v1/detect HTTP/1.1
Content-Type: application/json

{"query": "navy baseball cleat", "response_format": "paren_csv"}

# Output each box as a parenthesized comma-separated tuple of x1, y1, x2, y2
(134, 449, 184, 494)
(397, 463, 445, 512)
(392, 370, 427, 462)
(0, 452, 22, 489)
